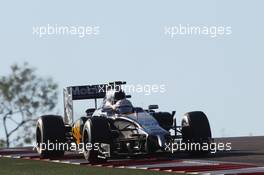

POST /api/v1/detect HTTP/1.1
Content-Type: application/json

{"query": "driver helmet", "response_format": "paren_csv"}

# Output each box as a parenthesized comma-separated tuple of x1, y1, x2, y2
(114, 98, 133, 114)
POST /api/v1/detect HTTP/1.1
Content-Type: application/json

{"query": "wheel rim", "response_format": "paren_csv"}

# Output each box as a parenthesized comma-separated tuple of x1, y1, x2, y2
(83, 120, 92, 160)
(36, 119, 44, 154)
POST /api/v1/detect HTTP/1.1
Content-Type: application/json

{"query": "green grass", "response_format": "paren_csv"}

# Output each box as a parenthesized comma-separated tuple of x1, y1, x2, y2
(0, 157, 182, 175)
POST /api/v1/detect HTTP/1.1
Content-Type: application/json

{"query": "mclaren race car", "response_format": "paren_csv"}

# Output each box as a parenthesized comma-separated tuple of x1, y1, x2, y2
(36, 81, 212, 162)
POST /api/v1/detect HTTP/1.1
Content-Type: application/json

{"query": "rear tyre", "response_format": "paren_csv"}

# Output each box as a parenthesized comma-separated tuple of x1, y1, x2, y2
(181, 111, 212, 155)
(36, 115, 66, 158)
(82, 117, 111, 163)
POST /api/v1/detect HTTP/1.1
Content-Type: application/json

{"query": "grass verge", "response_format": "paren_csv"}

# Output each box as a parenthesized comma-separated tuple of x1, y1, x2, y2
(0, 157, 182, 175)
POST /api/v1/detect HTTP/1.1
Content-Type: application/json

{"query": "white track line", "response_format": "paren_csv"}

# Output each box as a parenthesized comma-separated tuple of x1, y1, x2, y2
(125, 160, 219, 169)
(2, 155, 12, 158)
(0, 148, 32, 152)
(14, 153, 39, 157)
(198, 166, 264, 175)
(59, 159, 89, 165)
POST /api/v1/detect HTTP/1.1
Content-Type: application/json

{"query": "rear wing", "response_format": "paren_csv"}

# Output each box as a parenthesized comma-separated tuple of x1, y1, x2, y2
(63, 81, 126, 124)
(69, 85, 107, 100)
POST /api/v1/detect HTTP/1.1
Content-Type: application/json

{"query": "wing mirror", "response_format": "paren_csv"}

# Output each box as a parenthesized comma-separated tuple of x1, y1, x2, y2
(148, 105, 159, 110)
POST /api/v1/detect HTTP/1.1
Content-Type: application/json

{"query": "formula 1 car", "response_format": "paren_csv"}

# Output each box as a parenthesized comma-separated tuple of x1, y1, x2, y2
(36, 81, 212, 162)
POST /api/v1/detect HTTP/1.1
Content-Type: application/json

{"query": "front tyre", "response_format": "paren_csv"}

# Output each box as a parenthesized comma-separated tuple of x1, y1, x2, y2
(181, 111, 212, 155)
(82, 117, 111, 163)
(36, 115, 66, 158)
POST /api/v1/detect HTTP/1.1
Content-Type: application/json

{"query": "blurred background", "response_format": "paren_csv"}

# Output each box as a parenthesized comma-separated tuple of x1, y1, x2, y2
(0, 0, 263, 147)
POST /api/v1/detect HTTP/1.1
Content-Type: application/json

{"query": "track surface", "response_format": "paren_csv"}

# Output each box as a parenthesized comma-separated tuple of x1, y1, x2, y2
(204, 136, 264, 166)
(174, 136, 264, 166)
(1, 136, 264, 174)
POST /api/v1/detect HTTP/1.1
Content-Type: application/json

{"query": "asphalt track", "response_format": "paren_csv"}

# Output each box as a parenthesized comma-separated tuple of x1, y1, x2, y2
(203, 136, 264, 166)
(1, 136, 264, 174)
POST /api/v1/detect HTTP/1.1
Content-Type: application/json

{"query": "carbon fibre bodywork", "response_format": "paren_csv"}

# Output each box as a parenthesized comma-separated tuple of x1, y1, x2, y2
(71, 109, 172, 156)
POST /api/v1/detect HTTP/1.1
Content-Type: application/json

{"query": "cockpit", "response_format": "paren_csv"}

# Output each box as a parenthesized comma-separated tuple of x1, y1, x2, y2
(102, 89, 134, 115)
(114, 99, 134, 114)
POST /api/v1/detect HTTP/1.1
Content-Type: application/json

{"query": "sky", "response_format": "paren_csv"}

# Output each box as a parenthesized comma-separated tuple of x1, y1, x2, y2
(0, 0, 263, 139)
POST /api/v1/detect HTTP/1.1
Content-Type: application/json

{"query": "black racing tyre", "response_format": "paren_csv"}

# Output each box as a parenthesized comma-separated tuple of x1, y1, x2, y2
(181, 111, 212, 154)
(82, 117, 111, 163)
(36, 115, 66, 158)
(152, 112, 173, 131)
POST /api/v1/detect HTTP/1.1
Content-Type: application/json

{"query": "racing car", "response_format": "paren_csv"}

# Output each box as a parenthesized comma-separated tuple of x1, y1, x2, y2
(36, 81, 212, 162)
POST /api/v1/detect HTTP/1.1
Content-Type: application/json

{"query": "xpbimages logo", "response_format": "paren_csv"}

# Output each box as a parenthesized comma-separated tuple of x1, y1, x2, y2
(164, 24, 232, 38)
(33, 141, 109, 155)
(32, 24, 100, 38)
(165, 141, 232, 154)
(99, 83, 166, 96)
